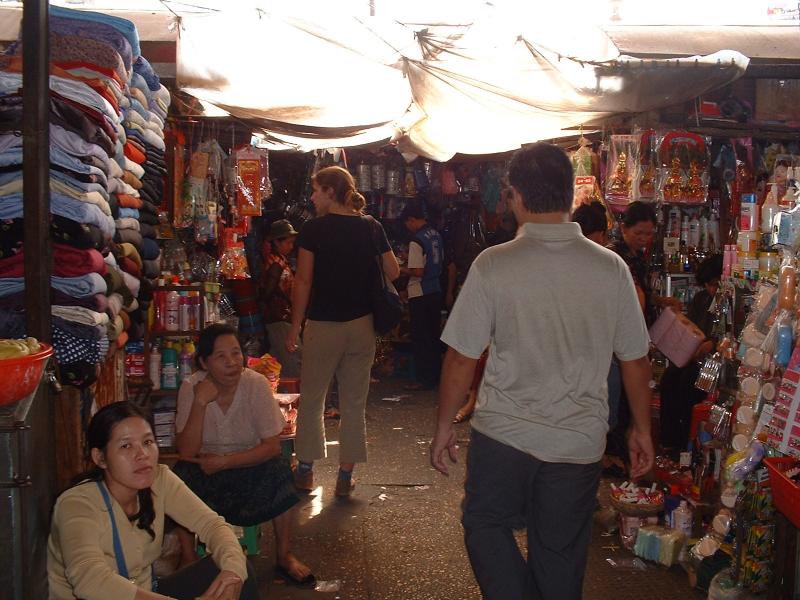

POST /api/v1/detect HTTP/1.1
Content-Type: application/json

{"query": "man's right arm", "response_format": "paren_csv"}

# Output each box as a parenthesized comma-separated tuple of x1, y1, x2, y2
(619, 355, 654, 479)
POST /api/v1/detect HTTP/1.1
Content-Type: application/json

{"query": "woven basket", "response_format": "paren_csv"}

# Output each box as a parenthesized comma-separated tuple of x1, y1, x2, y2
(610, 495, 664, 517)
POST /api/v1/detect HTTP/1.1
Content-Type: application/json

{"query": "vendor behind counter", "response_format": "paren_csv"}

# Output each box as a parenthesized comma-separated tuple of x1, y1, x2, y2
(659, 253, 723, 452)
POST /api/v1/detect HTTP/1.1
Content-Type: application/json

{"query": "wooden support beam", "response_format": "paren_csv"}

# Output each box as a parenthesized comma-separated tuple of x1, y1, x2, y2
(19, 2, 54, 600)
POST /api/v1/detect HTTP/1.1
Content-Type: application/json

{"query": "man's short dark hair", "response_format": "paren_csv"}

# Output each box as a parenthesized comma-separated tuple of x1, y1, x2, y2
(507, 143, 574, 214)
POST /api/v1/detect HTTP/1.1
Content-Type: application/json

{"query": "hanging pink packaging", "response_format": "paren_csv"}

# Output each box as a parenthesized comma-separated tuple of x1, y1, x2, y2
(649, 307, 705, 367)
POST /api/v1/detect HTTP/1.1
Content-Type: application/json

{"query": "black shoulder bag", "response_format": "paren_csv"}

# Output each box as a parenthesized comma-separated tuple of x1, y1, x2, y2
(364, 217, 402, 335)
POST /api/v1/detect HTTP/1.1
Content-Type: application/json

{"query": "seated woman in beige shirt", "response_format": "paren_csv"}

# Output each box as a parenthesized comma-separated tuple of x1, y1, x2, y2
(173, 323, 313, 587)
(47, 401, 254, 600)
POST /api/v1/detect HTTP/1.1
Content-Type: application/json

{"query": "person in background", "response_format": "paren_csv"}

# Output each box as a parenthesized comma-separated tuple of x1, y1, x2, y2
(606, 200, 681, 475)
(261, 218, 301, 378)
(400, 201, 445, 391)
(430, 143, 653, 600)
(287, 166, 400, 497)
(571, 200, 608, 245)
(572, 201, 624, 477)
(173, 324, 313, 587)
(607, 200, 682, 323)
(659, 253, 723, 451)
(450, 191, 516, 423)
(48, 401, 256, 600)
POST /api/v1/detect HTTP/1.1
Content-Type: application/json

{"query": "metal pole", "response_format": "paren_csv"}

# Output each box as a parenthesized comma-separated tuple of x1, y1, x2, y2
(19, 1, 53, 599)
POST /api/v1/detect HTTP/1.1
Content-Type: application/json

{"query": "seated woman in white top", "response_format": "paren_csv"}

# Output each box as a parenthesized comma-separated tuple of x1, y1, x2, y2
(173, 323, 313, 587)
(47, 401, 255, 600)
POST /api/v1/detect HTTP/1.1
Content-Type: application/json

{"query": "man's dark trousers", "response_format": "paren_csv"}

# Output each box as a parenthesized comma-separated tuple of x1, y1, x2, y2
(463, 429, 601, 600)
(408, 291, 442, 388)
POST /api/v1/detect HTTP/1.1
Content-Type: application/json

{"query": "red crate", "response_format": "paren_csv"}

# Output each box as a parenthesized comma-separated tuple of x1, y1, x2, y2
(764, 457, 800, 528)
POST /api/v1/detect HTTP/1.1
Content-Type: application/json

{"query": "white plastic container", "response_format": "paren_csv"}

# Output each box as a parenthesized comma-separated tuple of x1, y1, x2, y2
(762, 185, 779, 234)
(149, 346, 161, 390)
(688, 214, 700, 248)
(672, 500, 693, 539)
(740, 193, 759, 231)
(165, 290, 180, 332)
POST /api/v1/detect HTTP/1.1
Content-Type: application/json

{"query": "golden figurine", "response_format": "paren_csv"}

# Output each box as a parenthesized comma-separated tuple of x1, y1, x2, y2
(639, 163, 656, 197)
(683, 160, 706, 201)
(662, 157, 684, 202)
(608, 151, 631, 197)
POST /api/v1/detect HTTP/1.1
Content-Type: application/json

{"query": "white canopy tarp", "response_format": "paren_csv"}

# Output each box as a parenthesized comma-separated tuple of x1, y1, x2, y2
(176, 10, 749, 160)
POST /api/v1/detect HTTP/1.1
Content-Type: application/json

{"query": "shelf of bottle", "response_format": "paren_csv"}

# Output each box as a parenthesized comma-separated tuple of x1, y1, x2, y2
(150, 330, 201, 338)
(664, 272, 695, 278)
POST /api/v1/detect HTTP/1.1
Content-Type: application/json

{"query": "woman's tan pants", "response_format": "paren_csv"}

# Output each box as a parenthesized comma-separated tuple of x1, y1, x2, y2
(295, 315, 375, 464)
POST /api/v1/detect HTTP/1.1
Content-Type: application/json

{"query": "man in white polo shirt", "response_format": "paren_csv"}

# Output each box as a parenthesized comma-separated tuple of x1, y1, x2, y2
(430, 143, 654, 600)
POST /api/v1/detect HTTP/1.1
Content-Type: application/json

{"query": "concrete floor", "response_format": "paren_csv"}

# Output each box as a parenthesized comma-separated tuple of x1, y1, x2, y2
(248, 378, 706, 599)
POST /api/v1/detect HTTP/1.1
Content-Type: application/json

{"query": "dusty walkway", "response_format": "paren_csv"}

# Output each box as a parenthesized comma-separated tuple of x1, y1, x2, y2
(247, 378, 704, 599)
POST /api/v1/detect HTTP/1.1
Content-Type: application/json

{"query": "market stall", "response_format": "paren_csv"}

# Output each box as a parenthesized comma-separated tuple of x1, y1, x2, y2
(1, 3, 799, 599)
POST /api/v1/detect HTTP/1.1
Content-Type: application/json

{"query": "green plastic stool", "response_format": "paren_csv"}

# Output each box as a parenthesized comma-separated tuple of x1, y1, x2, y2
(197, 524, 261, 557)
(238, 524, 261, 556)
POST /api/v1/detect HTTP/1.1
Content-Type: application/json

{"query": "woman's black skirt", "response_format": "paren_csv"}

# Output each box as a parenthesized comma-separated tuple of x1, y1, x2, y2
(172, 456, 299, 526)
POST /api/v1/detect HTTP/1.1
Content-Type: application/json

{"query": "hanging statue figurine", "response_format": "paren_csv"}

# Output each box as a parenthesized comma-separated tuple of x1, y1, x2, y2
(608, 151, 631, 198)
(683, 160, 706, 202)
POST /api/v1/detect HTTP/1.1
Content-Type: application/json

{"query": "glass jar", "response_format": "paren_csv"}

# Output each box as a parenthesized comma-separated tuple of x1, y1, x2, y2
(386, 168, 401, 195)
(371, 163, 386, 190)
(357, 162, 372, 192)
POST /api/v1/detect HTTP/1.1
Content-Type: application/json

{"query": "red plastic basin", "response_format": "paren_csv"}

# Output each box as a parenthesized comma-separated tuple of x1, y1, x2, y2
(0, 342, 53, 406)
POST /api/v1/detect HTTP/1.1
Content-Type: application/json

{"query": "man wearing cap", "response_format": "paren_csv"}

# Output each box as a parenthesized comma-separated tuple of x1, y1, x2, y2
(262, 219, 301, 377)
(401, 202, 444, 391)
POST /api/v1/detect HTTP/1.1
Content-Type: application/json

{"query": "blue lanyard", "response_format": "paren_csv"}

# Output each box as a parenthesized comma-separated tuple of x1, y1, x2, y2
(96, 481, 130, 580)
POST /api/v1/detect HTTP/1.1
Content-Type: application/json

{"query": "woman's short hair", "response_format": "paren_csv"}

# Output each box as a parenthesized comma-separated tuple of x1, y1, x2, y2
(622, 201, 657, 228)
(196, 323, 241, 369)
(571, 201, 607, 237)
(312, 166, 366, 212)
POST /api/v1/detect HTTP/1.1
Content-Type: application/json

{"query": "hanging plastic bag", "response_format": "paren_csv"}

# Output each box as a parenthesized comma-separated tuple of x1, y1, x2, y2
(194, 201, 218, 244)
(656, 131, 710, 204)
(218, 228, 250, 279)
(234, 146, 270, 217)
(638, 129, 658, 200)
(604, 134, 640, 207)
